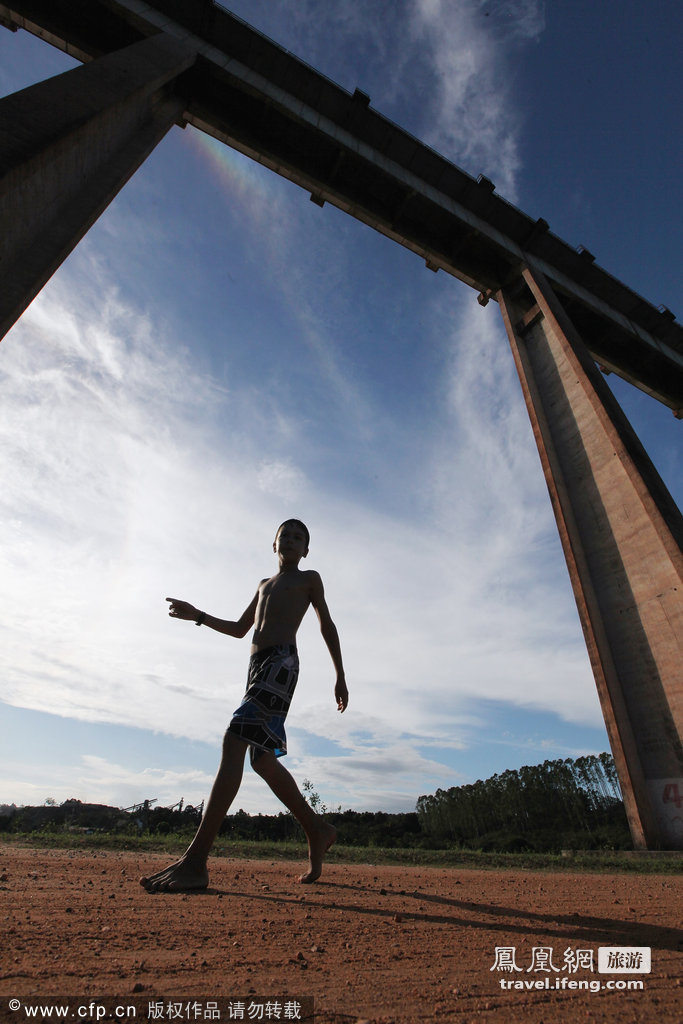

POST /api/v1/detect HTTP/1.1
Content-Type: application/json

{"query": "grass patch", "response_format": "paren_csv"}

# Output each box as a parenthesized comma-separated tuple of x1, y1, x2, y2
(1, 831, 681, 873)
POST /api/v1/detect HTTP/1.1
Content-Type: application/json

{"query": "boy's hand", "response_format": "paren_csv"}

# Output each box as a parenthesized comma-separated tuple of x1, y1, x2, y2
(166, 597, 199, 621)
(335, 676, 349, 713)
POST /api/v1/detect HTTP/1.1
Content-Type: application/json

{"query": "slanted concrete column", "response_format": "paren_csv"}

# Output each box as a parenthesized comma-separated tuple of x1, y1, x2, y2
(0, 32, 196, 340)
(498, 264, 683, 849)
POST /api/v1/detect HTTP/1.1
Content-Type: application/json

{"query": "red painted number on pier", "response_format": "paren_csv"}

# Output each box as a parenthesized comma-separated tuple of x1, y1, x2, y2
(662, 783, 683, 808)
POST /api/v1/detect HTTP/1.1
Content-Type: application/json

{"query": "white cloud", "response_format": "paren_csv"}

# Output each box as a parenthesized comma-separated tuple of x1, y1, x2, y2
(241, 0, 544, 197)
(1, 262, 598, 799)
(0, 751, 217, 810)
(407, 0, 545, 196)
(288, 742, 459, 813)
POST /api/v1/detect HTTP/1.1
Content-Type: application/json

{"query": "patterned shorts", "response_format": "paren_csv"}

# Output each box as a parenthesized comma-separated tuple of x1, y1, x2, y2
(228, 644, 299, 762)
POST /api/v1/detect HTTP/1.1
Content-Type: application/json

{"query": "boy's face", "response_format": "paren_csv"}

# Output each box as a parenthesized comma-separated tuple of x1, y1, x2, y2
(274, 521, 309, 563)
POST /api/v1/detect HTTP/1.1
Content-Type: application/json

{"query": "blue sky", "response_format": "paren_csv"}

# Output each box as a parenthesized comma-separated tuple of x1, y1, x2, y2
(1, 0, 681, 815)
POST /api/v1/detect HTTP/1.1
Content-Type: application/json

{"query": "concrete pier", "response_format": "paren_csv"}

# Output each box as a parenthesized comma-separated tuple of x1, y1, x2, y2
(0, 32, 195, 339)
(499, 266, 683, 849)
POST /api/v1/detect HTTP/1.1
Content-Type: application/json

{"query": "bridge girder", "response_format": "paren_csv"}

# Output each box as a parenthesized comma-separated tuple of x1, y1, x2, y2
(1, 0, 681, 412)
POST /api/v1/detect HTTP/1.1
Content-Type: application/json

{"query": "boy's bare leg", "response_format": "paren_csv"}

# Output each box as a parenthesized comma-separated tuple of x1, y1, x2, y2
(140, 732, 248, 892)
(252, 752, 336, 883)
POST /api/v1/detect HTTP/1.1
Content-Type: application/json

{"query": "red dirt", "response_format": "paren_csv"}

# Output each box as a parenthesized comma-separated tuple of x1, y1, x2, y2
(1, 846, 681, 1023)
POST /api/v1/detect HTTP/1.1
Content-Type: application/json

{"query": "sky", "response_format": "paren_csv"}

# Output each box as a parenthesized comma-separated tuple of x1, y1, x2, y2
(1, 0, 681, 816)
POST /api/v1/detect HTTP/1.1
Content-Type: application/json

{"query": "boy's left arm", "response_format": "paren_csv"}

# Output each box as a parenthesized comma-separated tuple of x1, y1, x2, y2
(310, 572, 348, 712)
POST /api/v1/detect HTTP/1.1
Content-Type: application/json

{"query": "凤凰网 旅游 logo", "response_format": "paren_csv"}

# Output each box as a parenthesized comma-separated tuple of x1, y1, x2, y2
(598, 947, 651, 973)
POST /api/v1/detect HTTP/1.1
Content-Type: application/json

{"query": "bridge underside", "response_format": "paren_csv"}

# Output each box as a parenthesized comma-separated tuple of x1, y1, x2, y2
(1, 0, 682, 412)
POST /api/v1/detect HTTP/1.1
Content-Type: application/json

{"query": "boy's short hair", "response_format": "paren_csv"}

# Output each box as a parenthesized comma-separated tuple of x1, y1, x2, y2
(276, 519, 310, 550)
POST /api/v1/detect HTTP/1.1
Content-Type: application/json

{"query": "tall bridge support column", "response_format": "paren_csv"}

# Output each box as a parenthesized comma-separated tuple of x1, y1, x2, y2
(498, 264, 683, 849)
(0, 33, 196, 341)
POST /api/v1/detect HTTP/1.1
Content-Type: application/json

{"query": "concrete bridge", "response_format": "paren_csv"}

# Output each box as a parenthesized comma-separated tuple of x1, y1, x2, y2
(1, 0, 681, 848)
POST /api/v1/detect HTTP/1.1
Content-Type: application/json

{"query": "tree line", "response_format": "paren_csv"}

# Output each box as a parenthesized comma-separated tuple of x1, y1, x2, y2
(0, 754, 631, 851)
(416, 753, 629, 851)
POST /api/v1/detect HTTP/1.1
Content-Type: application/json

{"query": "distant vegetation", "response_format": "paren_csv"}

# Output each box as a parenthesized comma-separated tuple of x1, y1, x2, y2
(416, 753, 631, 853)
(0, 754, 636, 854)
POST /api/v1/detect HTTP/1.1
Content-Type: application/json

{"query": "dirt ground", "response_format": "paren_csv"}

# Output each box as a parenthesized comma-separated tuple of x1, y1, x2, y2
(1, 847, 681, 1023)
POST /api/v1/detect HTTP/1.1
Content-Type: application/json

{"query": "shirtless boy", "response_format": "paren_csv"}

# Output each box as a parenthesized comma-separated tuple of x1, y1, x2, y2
(140, 520, 348, 893)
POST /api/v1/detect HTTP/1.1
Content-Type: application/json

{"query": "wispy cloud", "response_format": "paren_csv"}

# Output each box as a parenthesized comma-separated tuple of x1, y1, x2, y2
(237, 0, 545, 197)
(1, 253, 597, 798)
(406, 0, 545, 196)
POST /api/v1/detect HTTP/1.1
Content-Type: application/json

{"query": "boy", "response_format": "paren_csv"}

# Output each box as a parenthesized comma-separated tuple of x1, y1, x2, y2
(140, 520, 348, 892)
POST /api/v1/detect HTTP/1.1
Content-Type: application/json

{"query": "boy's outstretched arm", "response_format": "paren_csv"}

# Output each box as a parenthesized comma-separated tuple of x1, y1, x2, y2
(310, 573, 348, 712)
(166, 593, 259, 638)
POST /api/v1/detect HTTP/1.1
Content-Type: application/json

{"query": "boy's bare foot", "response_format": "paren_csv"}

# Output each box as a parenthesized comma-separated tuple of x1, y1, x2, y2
(298, 823, 336, 884)
(139, 857, 209, 893)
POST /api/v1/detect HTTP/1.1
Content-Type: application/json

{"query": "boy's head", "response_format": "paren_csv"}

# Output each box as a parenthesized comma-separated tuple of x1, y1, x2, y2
(275, 519, 310, 556)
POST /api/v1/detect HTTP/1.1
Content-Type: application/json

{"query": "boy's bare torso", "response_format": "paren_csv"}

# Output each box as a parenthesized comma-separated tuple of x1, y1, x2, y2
(251, 569, 316, 653)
